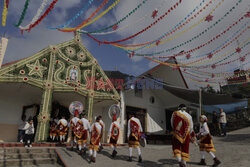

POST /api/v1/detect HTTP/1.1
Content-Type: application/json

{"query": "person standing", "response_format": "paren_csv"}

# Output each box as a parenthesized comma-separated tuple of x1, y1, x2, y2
(89, 116, 102, 163)
(23, 117, 35, 147)
(49, 119, 57, 142)
(107, 115, 120, 159)
(17, 115, 26, 143)
(219, 108, 227, 136)
(127, 113, 143, 163)
(171, 104, 194, 167)
(80, 113, 91, 155)
(69, 111, 83, 151)
(98, 116, 105, 152)
(212, 111, 220, 136)
(197, 115, 221, 167)
(57, 116, 68, 143)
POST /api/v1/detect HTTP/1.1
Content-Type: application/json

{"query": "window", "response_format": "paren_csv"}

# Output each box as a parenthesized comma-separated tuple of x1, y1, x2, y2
(149, 96, 155, 104)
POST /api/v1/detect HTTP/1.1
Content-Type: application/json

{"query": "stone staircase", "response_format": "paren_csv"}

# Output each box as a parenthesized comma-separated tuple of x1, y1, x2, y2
(0, 148, 62, 167)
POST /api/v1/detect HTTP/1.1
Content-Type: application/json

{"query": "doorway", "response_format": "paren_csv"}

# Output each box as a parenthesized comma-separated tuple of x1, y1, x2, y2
(165, 109, 174, 133)
(125, 106, 147, 142)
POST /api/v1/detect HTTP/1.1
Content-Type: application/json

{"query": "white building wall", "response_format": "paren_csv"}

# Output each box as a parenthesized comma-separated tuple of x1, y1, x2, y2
(0, 83, 42, 142)
(124, 88, 188, 134)
(92, 100, 117, 143)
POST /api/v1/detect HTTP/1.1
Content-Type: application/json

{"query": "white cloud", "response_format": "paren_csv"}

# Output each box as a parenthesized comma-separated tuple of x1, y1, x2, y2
(3, 23, 90, 63)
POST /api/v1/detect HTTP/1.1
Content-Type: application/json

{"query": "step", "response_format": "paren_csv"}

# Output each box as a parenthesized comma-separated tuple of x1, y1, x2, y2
(0, 152, 57, 160)
(0, 157, 57, 166)
(0, 142, 70, 148)
(0, 148, 56, 154)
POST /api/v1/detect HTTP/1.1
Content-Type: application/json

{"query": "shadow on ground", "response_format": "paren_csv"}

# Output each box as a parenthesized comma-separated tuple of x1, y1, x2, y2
(217, 133, 250, 144)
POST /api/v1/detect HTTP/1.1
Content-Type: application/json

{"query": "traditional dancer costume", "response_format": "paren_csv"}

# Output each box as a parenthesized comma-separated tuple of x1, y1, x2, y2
(57, 118, 68, 143)
(69, 113, 83, 150)
(198, 115, 221, 167)
(80, 116, 90, 154)
(99, 118, 105, 151)
(171, 104, 194, 167)
(108, 116, 120, 158)
(49, 120, 57, 141)
(89, 119, 102, 163)
(127, 116, 143, 162)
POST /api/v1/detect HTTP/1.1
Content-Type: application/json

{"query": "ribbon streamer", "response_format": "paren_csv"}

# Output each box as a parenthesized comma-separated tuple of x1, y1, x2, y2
(128, 0, 243, 56)
(59, 0, 110, 32)
(79, 0, 149, 35)
(48, 0, 95, 29)
(142, 15, 246, 58)
(112, 0, 213, 48)
(19, 0, 49, 30)
(2, 0, 9, 27)
(87, 0, 183, 44)
(23, 0, 59, 32)
(15, 0, 31, 27)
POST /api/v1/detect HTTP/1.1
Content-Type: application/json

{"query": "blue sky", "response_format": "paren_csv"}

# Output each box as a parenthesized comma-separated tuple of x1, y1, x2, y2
(0, 0, 249, 89)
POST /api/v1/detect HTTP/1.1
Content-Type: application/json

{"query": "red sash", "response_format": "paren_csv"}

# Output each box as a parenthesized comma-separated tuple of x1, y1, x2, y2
(73, 120, 83, 138)
(172, 111, 190, 144)
(130, 120, 140, 140)
(111, 124, 119, 141)
(91, 124, 100, 145)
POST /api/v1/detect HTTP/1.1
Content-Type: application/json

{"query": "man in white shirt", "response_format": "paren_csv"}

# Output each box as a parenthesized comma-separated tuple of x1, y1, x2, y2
(80, 112, 91, 155)
(89, 116, 102, 163)
(107, 115, 120, 159)
(171, 104, 194, 167)
(219, 108, 227, 136)
(23, 117, 35, 148)
(18, 115, 26, 143)
(127, 113, 143, 163)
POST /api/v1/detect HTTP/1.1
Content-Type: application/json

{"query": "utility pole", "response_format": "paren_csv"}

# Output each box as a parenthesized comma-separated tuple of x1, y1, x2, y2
(199, 88, 202, 122)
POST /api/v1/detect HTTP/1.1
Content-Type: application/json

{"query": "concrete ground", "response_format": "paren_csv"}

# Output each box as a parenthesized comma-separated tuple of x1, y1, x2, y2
(57, 127, 250, 167)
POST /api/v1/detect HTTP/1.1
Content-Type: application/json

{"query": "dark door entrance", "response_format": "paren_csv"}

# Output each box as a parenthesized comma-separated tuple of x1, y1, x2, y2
(125, 106, 146, 142)
(165, 109, 174, 133)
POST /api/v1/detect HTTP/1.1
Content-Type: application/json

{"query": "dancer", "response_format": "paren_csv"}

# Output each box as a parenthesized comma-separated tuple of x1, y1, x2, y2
(98, 116, 105, 152)
(171, 104, 194, 167)
(69, 111, 83, 151)
(127, 113, 143, 162)
(107, 115, 120, 159)
(80, 112, 91, 155)
(198, 115, 221, 167)
(49, 119, 57, 142)
(89, 116, 102, 163)
(57, 116, 68, 143)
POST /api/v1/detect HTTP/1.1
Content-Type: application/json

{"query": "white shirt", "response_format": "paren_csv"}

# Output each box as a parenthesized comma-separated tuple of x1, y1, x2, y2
(219, 112, 227, 123)
(199, 122, 210, 136)
(23, 122, 34, 135)
(90, 122, 102, 135)
(127, 117, 143, 138)
(69, 117, 80, 127)
(18, 120, 26, 130)
(58, 119, 68, 127)
(171, 110, 194, 135)
(108, 121, 120, 137)
(99, 120, 105, 131)
(81, 118, 91, 130)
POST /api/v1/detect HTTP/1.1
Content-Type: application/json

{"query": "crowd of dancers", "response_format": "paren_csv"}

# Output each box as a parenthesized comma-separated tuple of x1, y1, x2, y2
(49, 110, 143, 163)
(47, 104, 222, 166)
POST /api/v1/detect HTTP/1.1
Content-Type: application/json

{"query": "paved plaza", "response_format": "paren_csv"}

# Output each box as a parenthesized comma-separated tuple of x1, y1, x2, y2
(57, 127, 250, 167)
